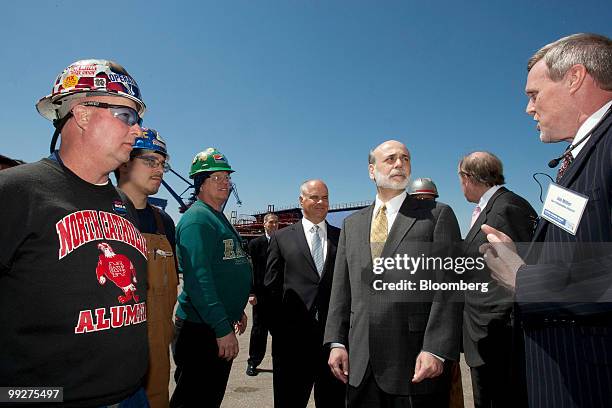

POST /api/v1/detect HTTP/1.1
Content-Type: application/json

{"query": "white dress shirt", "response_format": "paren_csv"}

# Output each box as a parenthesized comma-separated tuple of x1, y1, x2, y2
(477, 185, 503, 213)
(570, 100, 612, 159)
(372, 191, 407, 232)
(302, 217, 328, 263)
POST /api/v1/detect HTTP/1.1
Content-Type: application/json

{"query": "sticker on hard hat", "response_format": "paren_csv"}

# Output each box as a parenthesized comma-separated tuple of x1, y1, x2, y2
(194, 152, 208, 164)
(213, 154, 227, 163)
(94, 77, 107, 88)
(108, 73, 137, 86)
(62, 75, 79, 89)
(69, 65, 98, 77)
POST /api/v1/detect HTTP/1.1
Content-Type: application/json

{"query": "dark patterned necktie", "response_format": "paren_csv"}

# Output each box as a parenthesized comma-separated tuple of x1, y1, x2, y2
(556, 151, 574, 183)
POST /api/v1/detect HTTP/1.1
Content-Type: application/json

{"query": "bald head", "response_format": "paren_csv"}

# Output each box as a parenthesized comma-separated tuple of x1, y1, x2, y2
(368, 140, 411, 165)
(458, 151, 505, 203)
(368, 140, 411, 196)
(458, 151, 505, 187)
(299, 179, 329, 224)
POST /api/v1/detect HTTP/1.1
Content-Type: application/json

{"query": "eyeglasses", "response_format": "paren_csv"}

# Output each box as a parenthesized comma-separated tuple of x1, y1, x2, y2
(209, 174, 231, 183)
(134, 155, 170, 172)
(78, 101, 143, 127)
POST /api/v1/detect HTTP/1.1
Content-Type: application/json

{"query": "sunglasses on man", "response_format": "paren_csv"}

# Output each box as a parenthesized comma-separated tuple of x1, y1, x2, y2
(78, 101, 143, 127)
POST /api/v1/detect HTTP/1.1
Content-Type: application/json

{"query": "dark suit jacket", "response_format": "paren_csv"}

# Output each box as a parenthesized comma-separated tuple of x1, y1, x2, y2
(517, 107, 612, 407)
(248, 235, 269, 299)
(324, 195, 462, 396)
(264, 221, 339, 332)
(462, 187, 536, 367)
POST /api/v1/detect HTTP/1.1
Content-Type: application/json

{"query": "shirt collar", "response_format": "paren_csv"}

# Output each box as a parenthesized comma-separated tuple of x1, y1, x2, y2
(374, 191, 407, 216)
(302, 217, 326, 233)
(572, 100, 612, 158)
(477, 185, 503, 211)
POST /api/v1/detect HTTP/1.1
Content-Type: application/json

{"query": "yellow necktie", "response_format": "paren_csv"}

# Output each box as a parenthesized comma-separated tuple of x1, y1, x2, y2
(370, 205, 388, 260)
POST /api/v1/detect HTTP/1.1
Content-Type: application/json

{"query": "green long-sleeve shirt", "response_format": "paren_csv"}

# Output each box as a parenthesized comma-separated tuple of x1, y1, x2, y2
(175, 200, 252, 337)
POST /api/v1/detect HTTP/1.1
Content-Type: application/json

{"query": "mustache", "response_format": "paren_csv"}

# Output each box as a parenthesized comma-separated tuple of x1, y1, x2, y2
(389, 170, 407, 177)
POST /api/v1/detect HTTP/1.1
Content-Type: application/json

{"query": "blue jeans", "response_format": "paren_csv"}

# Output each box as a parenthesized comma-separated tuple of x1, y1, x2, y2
(100, 387, 150, 408)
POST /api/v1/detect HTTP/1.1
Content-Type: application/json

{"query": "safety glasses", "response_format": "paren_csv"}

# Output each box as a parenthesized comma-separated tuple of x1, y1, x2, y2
(134, 155, 170, 173)
(78, 101, 143, 127)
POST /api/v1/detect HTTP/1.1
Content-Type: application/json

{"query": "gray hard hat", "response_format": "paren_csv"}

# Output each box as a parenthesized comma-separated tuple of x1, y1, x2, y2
(408, 178, 439, 198)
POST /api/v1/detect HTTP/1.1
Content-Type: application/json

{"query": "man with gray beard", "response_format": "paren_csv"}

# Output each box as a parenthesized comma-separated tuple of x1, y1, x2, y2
(324, 140, 462, 407)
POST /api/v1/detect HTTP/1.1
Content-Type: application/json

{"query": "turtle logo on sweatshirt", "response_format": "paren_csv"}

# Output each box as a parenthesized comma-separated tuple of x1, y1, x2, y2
(96, 242, 139, 304)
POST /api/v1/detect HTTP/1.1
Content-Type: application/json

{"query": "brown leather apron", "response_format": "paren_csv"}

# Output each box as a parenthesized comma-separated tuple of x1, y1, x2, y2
(143, 207, 178, 408)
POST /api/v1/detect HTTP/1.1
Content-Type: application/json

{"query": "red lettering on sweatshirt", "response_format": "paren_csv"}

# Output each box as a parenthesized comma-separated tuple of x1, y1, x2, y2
(74, 302, 146, 334)
(56, 210, 101, 259)
(56, 210, 146, 259)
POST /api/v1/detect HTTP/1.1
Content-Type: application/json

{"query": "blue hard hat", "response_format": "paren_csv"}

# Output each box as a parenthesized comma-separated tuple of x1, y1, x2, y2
(132, 128, 168, 158)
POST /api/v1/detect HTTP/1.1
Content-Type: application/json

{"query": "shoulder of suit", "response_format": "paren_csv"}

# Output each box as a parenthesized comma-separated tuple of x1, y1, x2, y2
(252, 235, 267, 244)
(341, 206, 371, 225)
(490, 189, 534, 212)
(433, 200, 453, 212)
(327, 223, 340, 234)
(355, 205, 373, 216)
(275, 223, 299, 239)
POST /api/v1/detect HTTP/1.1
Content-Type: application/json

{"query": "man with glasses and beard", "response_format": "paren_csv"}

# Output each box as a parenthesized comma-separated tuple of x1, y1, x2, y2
(0, 59, 150, 406)
(324, 140, 462, 408)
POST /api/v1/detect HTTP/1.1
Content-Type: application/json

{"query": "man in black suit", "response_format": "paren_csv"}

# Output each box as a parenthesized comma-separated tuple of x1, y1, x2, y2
(482, 33, 612, 407)
(245, 213, 279, 376)
(324, 140, 462, 408)
(265, 179, 345, 408)
(458, 151, 536, 408)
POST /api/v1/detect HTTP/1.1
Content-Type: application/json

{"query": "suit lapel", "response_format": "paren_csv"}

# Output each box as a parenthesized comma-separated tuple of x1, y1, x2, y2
(381, 196, 417, 258)
(294, 222, 319, 277)
(464, 187, 507, 245)
(321, 222, 337, 279)
(559, 111, 612, 189)
(362, 204, 375, 264)
(531, 113, 612, 243)
(530, 111, 612, 245)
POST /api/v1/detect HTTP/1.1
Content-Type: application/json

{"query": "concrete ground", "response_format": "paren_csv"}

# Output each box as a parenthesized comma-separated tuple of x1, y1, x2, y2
(169, 302, 475, 408)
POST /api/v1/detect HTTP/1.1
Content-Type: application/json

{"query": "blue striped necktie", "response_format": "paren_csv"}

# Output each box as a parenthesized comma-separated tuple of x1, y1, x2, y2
(311, 225, 324, 276)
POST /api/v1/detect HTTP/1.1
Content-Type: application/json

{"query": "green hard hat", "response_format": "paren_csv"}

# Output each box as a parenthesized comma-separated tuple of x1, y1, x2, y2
(189, 147, 234, 178)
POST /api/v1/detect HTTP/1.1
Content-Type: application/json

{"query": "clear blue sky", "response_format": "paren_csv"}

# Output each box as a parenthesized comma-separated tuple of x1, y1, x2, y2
(1, 0, 610, 235)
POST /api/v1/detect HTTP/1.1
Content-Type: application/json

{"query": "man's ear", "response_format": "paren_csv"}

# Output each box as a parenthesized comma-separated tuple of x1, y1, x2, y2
(119, 162, 130, 175)
(71, 104, 91, 130)
(566, 64, 587, 95)
(368, 163, 375, 181)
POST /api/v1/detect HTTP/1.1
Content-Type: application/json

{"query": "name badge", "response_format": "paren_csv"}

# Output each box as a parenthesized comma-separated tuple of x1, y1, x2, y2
(541, 183, 588, 235)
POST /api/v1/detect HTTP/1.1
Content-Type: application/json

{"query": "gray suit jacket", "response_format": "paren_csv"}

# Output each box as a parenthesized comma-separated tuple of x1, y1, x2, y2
(324, 195, 462, 395)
